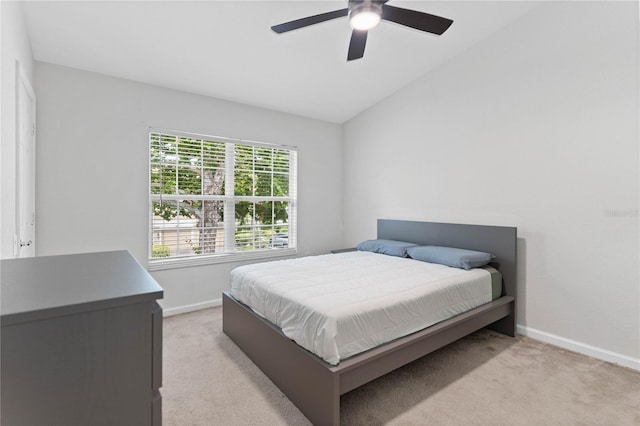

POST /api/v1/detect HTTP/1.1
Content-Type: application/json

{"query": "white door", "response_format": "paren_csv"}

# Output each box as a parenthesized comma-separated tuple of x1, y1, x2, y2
(15, 63, 36, 258)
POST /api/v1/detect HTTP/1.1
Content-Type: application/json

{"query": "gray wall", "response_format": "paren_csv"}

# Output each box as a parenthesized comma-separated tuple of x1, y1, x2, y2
(342, 2, 639, 362)
(34, 62, 344, 312)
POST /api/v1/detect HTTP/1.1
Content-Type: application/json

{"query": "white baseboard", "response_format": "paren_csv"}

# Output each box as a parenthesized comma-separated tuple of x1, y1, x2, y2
(517, 324, 640, 371)
(162, 298, 222, 317)
(161, 303, 639, 371)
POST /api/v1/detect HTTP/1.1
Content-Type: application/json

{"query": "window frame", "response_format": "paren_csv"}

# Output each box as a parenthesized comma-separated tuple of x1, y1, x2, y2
(147, 128, 297, 271)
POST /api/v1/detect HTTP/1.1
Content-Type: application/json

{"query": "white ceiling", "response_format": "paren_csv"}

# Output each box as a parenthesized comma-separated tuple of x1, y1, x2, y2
(21, 1, 540, 123)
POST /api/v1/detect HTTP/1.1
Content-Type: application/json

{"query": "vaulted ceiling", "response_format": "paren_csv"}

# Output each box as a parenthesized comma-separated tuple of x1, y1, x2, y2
(22, 1, 540, 123)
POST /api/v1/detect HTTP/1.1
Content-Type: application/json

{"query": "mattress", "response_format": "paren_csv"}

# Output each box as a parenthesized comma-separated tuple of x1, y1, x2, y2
(230, 251, 501, 365)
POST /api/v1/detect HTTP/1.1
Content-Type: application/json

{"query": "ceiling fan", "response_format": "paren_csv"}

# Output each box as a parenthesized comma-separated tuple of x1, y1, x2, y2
(271, 0, 454, 61)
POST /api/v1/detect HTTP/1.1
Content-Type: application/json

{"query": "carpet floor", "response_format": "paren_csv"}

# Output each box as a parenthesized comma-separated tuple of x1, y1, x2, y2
(163, 307, 639, 425)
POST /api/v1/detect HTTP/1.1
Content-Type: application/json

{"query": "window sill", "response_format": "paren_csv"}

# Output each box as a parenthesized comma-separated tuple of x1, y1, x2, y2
(147, 248, 297, 272)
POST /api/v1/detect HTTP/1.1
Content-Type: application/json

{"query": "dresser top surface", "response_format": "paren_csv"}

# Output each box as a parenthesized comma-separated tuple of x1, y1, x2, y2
(1, 250, 163, 325)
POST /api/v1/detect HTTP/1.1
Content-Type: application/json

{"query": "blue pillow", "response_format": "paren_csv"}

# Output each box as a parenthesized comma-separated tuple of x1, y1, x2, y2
(407, 245, 495, 270)
(356, 239, 417, 258)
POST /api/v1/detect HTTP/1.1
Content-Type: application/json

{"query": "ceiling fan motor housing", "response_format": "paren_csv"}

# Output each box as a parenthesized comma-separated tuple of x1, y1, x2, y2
(348, 0, 384, 17)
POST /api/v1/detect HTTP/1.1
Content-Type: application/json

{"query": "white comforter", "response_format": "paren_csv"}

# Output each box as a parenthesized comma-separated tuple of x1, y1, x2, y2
(230, 251, 492, 365)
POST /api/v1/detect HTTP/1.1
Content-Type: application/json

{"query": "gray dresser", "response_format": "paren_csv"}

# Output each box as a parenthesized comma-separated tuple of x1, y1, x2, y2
(1, 250, 163, 426)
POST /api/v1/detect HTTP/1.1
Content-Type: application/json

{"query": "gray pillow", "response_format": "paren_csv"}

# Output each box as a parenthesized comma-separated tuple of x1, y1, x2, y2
(356, 239, 417, 258)
(407, 245, 495, 270)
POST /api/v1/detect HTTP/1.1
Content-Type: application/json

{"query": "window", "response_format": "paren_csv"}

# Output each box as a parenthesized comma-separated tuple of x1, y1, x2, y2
(149, 130, 297, 270)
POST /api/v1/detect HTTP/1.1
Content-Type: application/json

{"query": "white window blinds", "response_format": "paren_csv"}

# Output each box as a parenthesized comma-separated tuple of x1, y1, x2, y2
(149, 130, 297, 268)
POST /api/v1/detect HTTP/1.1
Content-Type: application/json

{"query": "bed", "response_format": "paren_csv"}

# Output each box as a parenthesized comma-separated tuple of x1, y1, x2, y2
(222, 219, 517, 425)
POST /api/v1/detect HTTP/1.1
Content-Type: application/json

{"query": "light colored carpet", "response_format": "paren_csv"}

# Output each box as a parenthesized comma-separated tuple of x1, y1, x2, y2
(163, 307, 640, 425)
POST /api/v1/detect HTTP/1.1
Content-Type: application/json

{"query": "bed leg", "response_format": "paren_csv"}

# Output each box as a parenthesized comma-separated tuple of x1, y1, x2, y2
(487, 302, 516, 337)
(311, 386, 340, 426)
(289, 368, 340, 426)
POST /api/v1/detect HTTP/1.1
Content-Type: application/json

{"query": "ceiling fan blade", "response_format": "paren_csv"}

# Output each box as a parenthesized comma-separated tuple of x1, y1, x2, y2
(347, 30, 368, 61)
(271, 8, 348, 33)
(381, 5, 453, 35)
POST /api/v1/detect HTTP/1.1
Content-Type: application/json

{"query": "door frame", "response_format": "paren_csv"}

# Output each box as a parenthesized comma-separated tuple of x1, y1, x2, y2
(15, 60, 36, 257)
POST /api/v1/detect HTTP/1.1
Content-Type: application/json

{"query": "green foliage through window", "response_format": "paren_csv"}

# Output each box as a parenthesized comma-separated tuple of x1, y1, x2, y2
(149, 131, 296, 260)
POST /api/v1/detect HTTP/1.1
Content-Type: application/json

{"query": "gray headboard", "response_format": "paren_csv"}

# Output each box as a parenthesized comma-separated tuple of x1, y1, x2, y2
(377, 219, 517, 299)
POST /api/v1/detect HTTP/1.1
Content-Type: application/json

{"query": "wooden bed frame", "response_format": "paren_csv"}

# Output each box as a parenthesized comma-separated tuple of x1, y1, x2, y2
(223, 219, 517, 425)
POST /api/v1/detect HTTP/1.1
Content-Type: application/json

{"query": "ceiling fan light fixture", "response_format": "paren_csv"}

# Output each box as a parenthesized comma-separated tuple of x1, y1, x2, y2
(349, 4, 382, 30)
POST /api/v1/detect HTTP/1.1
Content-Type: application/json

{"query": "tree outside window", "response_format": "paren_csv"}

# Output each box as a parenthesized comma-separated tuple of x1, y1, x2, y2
(149, 131, 296, 263)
